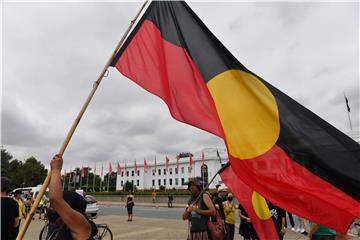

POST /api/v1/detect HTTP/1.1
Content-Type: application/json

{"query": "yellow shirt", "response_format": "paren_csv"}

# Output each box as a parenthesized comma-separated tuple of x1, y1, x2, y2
(14, 198, 24, 218)
(223, 201, 236, 224)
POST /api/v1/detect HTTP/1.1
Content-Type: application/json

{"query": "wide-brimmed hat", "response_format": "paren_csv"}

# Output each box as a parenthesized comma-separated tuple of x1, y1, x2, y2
(217, 184, 228, 193)
(186, 177, 205, 191)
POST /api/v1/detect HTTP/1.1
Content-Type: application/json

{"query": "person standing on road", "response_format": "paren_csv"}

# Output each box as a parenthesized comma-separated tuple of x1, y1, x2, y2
(223, 193, 236, 240)
(12, 190, 26, 238)
(126, 191, 135, 221)
(168, 193, 174, 208)
(182, 178, 216, 240)
(1, 177, 19, 240)
(152, 190, 158, 208)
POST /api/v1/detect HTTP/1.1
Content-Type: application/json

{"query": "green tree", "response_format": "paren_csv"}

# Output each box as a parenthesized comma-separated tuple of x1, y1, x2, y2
(21, 157, 48, 187)
(1, 148, 13, 176)
(124, 180, 134, 192)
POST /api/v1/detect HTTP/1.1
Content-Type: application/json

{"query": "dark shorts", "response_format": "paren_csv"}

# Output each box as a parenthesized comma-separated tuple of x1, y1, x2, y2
(127, 206, 133, 214)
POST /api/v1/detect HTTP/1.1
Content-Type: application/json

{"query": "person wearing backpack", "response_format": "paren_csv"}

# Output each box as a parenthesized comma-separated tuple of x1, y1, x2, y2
(46, 154, 98, 240)
(182, 178, 216, 240)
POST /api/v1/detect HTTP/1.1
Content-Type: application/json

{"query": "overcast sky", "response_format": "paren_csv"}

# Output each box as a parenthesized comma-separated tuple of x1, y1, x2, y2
(2, 1, 359, 171)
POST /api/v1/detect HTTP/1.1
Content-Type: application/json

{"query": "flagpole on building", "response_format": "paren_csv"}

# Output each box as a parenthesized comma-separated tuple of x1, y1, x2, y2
(344, 93, 352, 131)
(68, 169, 72, 190)
(16, 1, 150, 239)
(93, 172, 96, 192)
(86, 166, 89, 193)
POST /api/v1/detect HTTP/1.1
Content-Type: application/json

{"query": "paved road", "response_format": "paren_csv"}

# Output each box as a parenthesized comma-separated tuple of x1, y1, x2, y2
(100, 205, 190, 220)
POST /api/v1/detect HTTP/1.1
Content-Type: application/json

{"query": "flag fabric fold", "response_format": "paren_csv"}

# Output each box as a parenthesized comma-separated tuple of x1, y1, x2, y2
(220, 164, 278, 240)
(165, 156, 170, 173)
(81, 165, 84, 177)
(108, 163, 112, 174)
(189, 155, 193, 172)
(134, 160, 138, 173)
(111, 0, 360, 233)
(117, 162, 121, 176)
(144, 158, 148, 173)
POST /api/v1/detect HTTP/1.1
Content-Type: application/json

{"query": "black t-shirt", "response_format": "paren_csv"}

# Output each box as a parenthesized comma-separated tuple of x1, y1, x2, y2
(1, 197, 19, 240)
(268, 202, 285, 233)
(213, 196, 225, 220)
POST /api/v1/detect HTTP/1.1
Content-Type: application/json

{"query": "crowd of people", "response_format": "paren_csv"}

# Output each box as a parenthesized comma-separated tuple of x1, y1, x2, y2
(1, 156, 355, 240)
(182, 178, 344, 240)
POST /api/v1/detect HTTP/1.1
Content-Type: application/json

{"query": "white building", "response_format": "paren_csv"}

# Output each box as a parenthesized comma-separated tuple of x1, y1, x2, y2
(116, 148, 228, 191)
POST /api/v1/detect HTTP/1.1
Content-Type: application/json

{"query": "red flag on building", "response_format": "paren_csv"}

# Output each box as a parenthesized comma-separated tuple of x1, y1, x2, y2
(111, 1, 360, 233)
(144, 158, 148, 173)
(220, 164, 278, 240)
(134, 160, 138, 173)
(189, 155, 193, 172)
(81, 165, 85, 177)
(108, 162, 112, 174)
(176, 155, 179, 170)
(154, 157, 157, 171)
(117, 162, 121, 175)
(165, 156, 170, 173)
(101, 164, 103, 177)
(201, 151, 205, 166)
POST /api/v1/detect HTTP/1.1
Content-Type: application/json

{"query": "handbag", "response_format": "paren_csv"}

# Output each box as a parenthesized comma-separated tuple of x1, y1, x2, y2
(207, 210, 226, 240)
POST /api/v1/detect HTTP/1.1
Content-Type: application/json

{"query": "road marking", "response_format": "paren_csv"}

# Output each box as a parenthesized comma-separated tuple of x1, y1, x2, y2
(115, 227, 164, 239)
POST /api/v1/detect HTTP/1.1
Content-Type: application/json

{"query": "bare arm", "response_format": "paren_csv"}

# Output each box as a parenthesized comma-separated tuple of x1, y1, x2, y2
(49, 154, 91, 240)
(238, 208, 251, 223)
(195, 194, 216, 217)
(183, 203, 195, 220)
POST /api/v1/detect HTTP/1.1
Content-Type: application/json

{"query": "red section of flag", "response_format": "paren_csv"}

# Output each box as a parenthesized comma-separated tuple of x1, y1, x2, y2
(144, 159, 148, 173)
(165, 156, 170, 174)
(220, 165, 278, 240)
(109, 162, 112, 174)
(134, 160, 138, 173)
(117, 162, 121, 176)
(176, 155, 179, 170)
(81, 165, 84, 177)
(230, 145, 360, 233)
(201, 152, 205, 166)
(189, 155, 193, 172)
(115, 20, 224, 139)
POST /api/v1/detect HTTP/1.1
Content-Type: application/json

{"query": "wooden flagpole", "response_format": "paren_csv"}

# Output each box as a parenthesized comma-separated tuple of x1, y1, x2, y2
(16, 1, 150, 239)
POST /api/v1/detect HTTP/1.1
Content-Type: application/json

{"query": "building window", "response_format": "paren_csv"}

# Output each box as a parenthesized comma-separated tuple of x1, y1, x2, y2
(131, 171, 134, 176)
(137, 180, 139, 186)
(152, 179, 155, 186)
(181, 167, 184, 174)
(131, 180, 134, 185)
(126, 171, 129, 177)
(175, 178, 178, 185)
(163, 169, 166, 175)
(158, 179, 161, 186)
(181, 178, 185, 185)
(121, 171, 124, 177)
(169, 168, 173, 175)
(158, 169, 161, 175)
(169, 179, 173, 186)
(175, 168, 178, 174)
(163, 179, 166, 185)
(121, 180, 123, 186)
(137, 170, 140, 176)
(152, 169, 155, 176)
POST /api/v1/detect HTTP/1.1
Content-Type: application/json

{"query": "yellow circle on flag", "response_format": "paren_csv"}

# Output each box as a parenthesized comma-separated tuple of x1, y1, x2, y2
(207, 69, 280, 159)
(251, 191, 272, 220)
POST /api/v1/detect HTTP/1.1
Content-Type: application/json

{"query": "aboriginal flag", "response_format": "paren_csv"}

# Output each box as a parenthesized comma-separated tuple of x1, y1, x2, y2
(111, 1, 360, 233)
